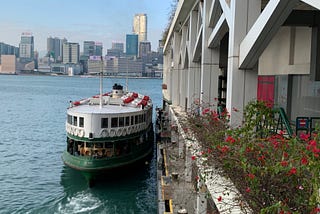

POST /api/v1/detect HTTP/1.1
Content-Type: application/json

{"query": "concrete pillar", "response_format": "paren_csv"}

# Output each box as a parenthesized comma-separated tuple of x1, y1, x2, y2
(200, 0, 219, 110)
(163, 52, 172, 103)
(187, 10, 201, 110)
(227, 0, 260, 126)
(196, 180, 207, 214)
(172, 32, 182, 106)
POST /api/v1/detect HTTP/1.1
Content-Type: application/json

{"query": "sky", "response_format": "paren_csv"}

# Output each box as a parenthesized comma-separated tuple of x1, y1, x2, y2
(0, 0, 175, 56)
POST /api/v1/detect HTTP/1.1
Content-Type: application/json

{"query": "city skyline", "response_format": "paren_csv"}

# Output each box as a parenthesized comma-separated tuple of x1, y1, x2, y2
(0, 0, 174, 56)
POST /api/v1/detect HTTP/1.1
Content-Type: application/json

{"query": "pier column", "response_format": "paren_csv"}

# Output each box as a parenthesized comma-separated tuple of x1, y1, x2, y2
(172, 32, 182, 106)
(226, 0, 261, 126)
(163, 52, 172, 104)
(187, 10, 201, 110)
(200, 0, 220, 110)
(196, 180, 207, 214)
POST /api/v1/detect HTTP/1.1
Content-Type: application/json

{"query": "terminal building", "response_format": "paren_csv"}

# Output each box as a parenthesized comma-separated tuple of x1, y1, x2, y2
(162, 0, 320, 127)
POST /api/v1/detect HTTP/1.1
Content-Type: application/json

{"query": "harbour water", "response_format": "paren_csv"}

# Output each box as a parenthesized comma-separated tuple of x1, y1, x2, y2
(0, 75, 162, 214)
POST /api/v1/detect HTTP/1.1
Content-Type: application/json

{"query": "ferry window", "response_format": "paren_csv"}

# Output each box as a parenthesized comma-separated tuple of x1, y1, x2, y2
(139, 115, 142, 123)
(73, 116, 77, 126)
(101, 118, 108, 128)
(111, 117, 118, 128)
(119, 117, 124, 127)
(67, 115, 72, 124)
(125, 116, 130, 126)
(79, 117, 84, 127)
(131, 116, 134, 125)
(135, 115, 139, 124)
(143, 114, 146, 122)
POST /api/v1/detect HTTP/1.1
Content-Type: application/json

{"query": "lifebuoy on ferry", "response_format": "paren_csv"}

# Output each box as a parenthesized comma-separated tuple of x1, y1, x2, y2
(122, 128, 127, 135)
(117, 129, 122, 137)
(110, 129, 116, 137)
(127, 127, 132, 134)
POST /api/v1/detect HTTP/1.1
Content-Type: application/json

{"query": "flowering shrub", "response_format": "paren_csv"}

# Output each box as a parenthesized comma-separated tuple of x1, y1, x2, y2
(188, 101, 320, 213)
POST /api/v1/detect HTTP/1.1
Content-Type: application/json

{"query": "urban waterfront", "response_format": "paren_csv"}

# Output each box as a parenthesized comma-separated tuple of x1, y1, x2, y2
(0, 75, 162, 213)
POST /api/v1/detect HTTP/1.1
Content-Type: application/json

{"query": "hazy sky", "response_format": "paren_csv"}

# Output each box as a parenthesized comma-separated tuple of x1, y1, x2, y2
(0, 0, 174, 55)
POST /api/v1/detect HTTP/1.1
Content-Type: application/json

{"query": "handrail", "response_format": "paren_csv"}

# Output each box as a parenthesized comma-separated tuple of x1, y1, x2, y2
(272, 107, 293, 137)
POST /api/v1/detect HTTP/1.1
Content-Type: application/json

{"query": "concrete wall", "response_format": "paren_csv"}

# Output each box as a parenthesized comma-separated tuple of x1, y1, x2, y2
(259, 26, 311, 75)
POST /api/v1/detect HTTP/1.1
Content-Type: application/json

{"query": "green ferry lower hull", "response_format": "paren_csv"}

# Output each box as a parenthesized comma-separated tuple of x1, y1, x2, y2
(62, 128, 154, 185)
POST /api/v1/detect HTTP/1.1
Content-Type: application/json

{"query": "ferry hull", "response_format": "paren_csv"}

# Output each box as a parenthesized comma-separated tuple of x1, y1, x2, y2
(62, 129, 154, 186)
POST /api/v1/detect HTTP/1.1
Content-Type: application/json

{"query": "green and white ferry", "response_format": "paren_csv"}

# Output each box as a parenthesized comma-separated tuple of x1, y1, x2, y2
(62, 83, 153, 186)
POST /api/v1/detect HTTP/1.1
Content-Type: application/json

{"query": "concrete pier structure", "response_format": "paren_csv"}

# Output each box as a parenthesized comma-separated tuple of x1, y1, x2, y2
(163, 0, 320, 127)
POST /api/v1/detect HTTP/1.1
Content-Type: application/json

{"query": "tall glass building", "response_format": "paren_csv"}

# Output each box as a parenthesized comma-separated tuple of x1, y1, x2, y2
(126, 34, 138, 57)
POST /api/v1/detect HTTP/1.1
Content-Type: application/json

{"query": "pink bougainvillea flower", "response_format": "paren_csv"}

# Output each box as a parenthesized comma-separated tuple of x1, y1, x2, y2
(248, 173, 255, 180)
(225, 136, 236, 144)
(220, 146, 229, 153)
(308, 139, 317, 147)
(280, 160, 288, 167)
(283, 152, 289, 158)
(202, 108, 210, 115)
(191, 155, 196, 161)
(245, 187, 251, 193)
(288, 167, 297, 175)
(300, 133, 310, 141)
(301, 156, 308, 165)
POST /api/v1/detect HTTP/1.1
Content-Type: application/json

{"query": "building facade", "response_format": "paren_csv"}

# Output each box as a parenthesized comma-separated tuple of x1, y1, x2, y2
(162, 0, 320, 127)
(139, 41, 151, 58)
(126, 34, 138, 57)
(0, 42, 19, 58)
(84, 41, 103, 57)
(62, 42, 80, 64)
(47, 37, 65, 62)
(19, 32, 34, 63)
(0, 55, 16, 74)
(133, 13, 147, 43)
(83, 41, 95, 57)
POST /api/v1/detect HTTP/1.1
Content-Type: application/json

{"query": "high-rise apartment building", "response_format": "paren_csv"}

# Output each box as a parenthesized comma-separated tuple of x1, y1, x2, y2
(84, 41, 95, 57)
(47, 37, 66, 62)
(107, 42, 124, 57)
(62, 42, 80, 64)
(139, 41, 151, 58)
(84, 41, 103, 56)
(112, 42, 124, 52)
(133, 14, 147, 43)
(95, 42, 103, 56)
(126, 34, 138, 57)
(19, 32, 34, 63)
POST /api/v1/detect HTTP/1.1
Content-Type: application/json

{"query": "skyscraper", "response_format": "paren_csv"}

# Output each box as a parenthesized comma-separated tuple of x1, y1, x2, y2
(133, 14, 147, 43)
(47, 37, 65, 62)
(19, 32, 34, 63)
(84, 41, 103, 56)
(126, 34, 138, 57)
(139, 41, 151, 58)
(83, 41, 95, 57)
(62, 42, 80, 64)
(94, 42, 103, 56)
(112, 42, 124, 52)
